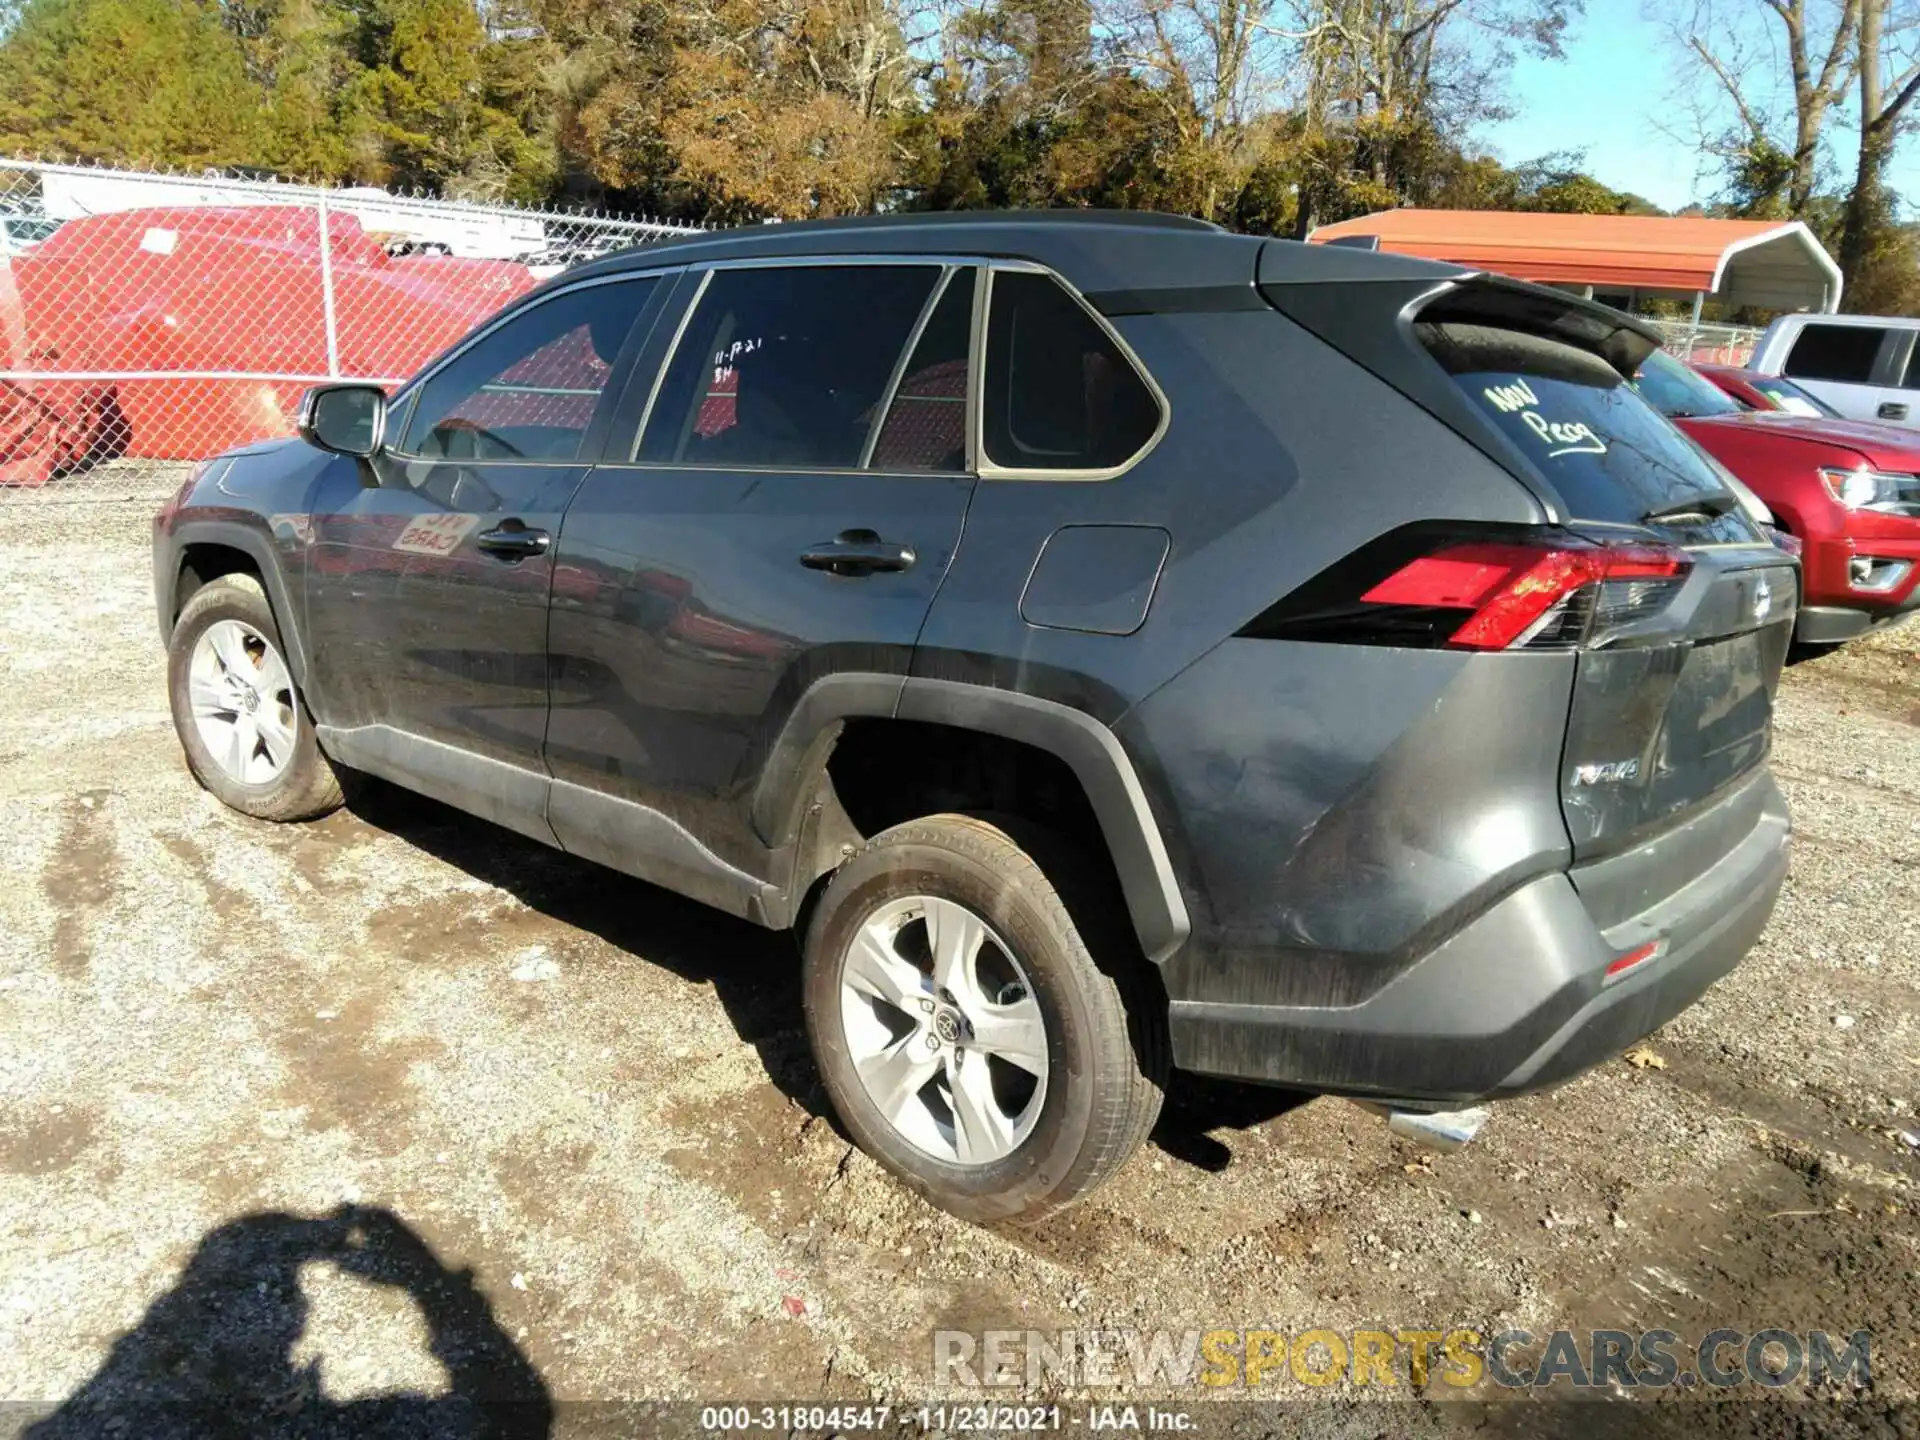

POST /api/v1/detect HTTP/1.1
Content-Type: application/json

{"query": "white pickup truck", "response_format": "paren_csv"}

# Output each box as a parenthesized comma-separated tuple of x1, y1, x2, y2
(1748, 312, 1920, 427)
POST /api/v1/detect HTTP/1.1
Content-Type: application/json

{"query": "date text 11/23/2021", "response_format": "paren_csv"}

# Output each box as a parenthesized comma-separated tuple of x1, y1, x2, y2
(699, 1405, 1193, 1432)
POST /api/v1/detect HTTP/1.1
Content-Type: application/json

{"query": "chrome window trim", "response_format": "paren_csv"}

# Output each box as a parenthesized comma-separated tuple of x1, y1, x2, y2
(594, 461, 976, 479)
(975, 262, 1170, 483)
(966, 262, 989, 474)
(386, 270, 667, 466)
(671, 252, 997, 272)
(631, 267, 714, 463)
(620, 252, 1170, 481)
(859, 264, 958, 471)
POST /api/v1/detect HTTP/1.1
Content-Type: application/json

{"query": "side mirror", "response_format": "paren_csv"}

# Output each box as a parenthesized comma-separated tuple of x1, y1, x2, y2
(298, 384, 388, 458)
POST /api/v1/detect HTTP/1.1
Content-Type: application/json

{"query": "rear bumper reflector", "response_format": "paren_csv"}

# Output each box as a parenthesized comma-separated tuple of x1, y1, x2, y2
(1604, 939, 1664, 983)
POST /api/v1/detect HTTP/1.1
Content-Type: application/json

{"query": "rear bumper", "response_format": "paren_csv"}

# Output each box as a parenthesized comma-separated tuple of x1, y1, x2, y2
(1168, 774, 1790, 1102)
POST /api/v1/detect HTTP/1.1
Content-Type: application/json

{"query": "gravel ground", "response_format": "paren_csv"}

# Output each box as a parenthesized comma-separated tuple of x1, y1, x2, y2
(0, 464, 1915, 1437)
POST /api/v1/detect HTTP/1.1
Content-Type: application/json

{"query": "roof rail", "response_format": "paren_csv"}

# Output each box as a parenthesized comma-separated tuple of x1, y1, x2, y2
(661, 209, 1224, 239)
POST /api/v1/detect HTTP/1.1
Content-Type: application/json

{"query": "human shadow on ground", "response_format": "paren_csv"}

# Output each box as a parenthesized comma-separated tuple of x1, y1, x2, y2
(25, 1205, 550, 1440)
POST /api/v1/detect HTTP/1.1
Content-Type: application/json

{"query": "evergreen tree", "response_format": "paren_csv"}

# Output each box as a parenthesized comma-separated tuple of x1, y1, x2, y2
(0, 0, 264, 168)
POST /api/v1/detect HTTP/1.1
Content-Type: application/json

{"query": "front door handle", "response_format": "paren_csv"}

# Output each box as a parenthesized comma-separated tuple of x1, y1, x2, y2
(1878, 401, 1908, 421)
(476, 522, 550, 559)
(800, 530, 916, 576)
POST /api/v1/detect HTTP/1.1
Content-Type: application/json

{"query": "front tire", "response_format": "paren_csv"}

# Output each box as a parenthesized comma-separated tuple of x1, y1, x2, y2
(802, 814, 1165, 1224)
(167, 573, 347, 822)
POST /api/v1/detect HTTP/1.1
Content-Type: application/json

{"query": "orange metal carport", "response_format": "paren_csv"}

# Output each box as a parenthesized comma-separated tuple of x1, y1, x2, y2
(1307, 209, 1842, 315)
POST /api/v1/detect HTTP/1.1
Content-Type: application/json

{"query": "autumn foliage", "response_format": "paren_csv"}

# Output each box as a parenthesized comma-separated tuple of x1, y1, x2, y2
(0, 0, 1659, 232)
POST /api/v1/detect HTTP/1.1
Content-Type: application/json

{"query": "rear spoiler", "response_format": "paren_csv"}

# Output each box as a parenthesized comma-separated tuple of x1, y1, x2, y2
(1260, 238, 1663, 376)
(1415, 276, 1662, 378)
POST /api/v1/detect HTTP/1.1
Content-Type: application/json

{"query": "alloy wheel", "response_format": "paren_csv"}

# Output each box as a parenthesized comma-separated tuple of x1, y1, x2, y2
(838, 894, 1049, 1165)
(187, 619, 299, 786)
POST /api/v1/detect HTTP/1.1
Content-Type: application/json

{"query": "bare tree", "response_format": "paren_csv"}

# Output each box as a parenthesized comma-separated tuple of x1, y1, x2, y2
(1288, 0, 1573, 126)
(1838, 0, 1920, 290)
(1659, 0, 1860, 218)
(1280, 0, 1576, 232)
(1102, 0, 1303, 135)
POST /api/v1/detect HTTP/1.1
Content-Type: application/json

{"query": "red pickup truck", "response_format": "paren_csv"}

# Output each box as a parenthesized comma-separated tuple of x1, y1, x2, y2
(1633, 352, 1920, 644)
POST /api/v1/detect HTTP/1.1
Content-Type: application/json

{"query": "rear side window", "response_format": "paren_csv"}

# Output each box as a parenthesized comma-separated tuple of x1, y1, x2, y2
(982, 271, 1160, 471)
(1783, 322, 1885, 383)
(639, 265, 941, 468)
(1422, 322, 1742, 530)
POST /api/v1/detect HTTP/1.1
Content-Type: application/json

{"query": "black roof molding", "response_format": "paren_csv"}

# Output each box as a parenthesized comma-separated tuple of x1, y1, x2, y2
(1259, 237, 1471, 285)
(652, 209, 1226, 243)
(557, 208, 1260, 299)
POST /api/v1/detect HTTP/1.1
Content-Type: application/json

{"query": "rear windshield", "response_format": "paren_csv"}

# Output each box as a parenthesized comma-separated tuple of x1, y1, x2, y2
(1632, 350, 1743, 418)
(1420, 322, 1749, 535)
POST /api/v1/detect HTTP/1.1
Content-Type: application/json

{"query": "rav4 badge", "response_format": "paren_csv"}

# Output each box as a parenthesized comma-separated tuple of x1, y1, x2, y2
(1572, 759, 1642, 786)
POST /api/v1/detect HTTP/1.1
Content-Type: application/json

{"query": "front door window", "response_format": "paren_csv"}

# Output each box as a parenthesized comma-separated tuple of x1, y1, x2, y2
(401, 279, 657, 463)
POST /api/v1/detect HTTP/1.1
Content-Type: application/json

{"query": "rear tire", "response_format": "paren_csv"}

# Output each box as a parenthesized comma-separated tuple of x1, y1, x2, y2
(802, 813, 1165, 1224)
(167, 573, 348, 822)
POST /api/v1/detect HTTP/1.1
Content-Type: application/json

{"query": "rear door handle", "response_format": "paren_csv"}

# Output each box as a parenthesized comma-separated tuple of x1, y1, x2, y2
(1878, 401, 1908, 420)
(477, 522, 550, 559)
(800, 531, 916, 576)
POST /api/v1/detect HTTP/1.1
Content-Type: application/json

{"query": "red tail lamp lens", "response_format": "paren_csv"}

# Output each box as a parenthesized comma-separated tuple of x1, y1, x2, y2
(1361, 541, 1689, 651)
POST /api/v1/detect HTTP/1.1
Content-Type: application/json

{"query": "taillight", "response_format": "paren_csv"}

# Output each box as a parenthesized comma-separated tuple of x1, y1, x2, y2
(1239, 526, 1692, 651)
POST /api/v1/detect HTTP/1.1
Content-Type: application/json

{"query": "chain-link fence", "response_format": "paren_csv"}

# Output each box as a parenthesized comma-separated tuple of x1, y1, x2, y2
(0, 157, 703, 488)
(1645, 317, 1762, 368)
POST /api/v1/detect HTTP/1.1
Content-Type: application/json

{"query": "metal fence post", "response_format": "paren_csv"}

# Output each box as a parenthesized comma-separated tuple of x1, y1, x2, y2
(315, 191, 341, 380)
(0, 153, 711, 476)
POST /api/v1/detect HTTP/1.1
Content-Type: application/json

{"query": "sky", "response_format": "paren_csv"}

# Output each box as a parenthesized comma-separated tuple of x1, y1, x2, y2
(1478, 0, 1920, 214)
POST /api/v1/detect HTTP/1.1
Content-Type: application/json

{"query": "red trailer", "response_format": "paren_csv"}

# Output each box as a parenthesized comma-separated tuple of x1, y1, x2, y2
(2, 205, 537, 483)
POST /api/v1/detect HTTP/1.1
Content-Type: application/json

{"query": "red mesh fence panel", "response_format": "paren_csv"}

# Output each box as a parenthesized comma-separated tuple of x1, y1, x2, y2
(1, 159, 698, 486)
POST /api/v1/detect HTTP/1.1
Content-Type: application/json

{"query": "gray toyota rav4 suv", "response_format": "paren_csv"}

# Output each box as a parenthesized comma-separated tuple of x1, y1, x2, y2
(153, 212, 1794, 1222)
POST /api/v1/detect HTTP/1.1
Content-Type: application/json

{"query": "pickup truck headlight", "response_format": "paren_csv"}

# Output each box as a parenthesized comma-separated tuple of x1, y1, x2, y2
(1819, 466, 1920, 515)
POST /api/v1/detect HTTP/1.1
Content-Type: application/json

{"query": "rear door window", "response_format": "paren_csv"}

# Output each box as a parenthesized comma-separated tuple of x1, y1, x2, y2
(1421, 322, 1747, 534)
(1898, 337, 1920, 390)
(982, 270, 1160, 471)
(638, 264, 942, 469)
(870, 269, 975, 472)
(1783, 322, 1886, 383)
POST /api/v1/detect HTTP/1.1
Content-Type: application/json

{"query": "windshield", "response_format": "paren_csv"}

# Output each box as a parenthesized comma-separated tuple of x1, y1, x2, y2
(1421, 322, 1756, 540)
(2, 216, 59, 244)
(1632, 350, 1744, 418)
(1748, 374, 1840, 418)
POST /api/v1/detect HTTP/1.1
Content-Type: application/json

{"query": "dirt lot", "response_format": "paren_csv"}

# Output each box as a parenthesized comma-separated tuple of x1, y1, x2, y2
(0, 465, 1916, 1436)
